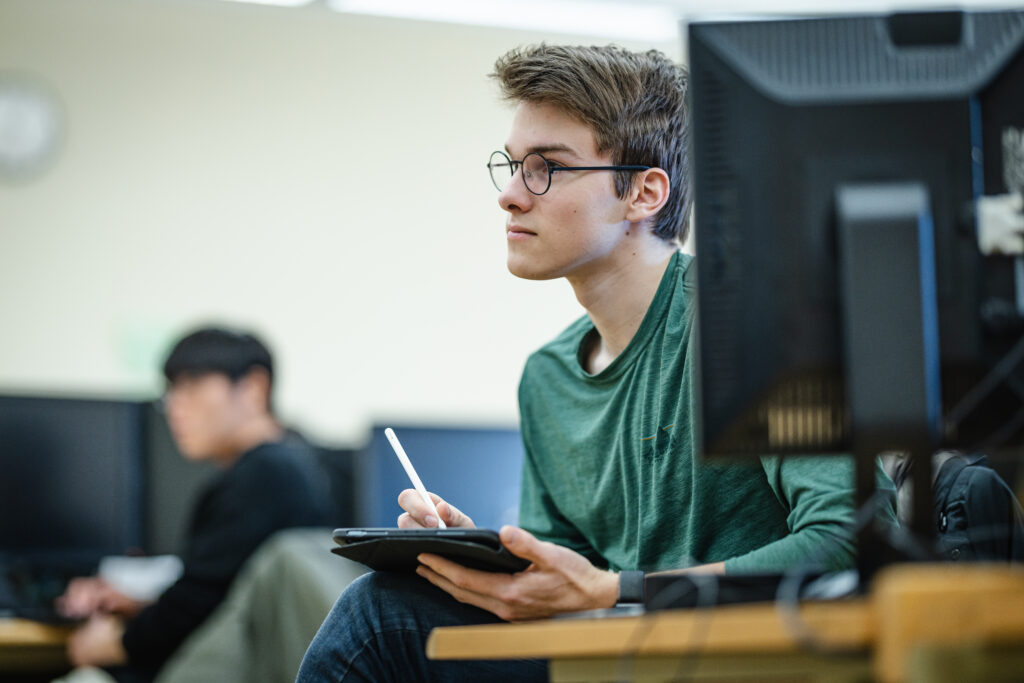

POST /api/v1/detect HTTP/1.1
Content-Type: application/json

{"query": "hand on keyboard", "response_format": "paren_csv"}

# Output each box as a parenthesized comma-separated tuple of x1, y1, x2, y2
(57, 577, 147, 619)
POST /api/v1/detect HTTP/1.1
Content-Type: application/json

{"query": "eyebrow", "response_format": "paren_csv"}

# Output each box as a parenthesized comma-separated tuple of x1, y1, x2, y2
(504, 143, 582, 160)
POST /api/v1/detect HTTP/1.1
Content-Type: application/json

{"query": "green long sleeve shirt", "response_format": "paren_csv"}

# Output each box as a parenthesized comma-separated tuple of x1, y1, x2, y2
(517, 251, 896, 574)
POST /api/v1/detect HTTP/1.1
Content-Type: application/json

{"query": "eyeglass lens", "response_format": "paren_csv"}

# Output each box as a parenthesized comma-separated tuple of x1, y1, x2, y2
(488, 151, 551, 195)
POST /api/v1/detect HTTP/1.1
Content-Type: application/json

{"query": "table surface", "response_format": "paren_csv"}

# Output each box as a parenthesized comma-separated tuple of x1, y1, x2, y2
(0, 617, 71, 673)
(0, 618, 72, 645)
(427, 564, 1024, 683)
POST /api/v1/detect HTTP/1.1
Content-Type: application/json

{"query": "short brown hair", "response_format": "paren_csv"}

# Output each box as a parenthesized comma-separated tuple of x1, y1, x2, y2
(491, 44, 691, 244)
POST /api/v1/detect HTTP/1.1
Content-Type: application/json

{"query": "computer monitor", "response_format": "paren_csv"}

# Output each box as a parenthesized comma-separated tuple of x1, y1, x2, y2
(355, 424, 524, 530)
(689, 10, 1024, 536)
(0, 394, 147, 570)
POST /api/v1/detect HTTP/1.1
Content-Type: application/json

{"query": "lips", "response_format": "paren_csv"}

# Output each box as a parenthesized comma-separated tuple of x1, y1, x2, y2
(506, 225, 537, 236)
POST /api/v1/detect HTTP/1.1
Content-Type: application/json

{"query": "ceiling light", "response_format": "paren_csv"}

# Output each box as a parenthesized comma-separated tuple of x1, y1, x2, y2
(327, 0, 681, 43)
(217, 0, 317, 7)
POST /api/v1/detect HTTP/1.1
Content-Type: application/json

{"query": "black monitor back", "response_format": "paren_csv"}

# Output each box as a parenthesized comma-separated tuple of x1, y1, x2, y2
(0, 394, 146, 570)
(690, 10, 1024, 458)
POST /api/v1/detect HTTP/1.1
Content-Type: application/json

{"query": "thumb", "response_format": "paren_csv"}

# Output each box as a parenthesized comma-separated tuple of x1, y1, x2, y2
(499, 526, 555, 566)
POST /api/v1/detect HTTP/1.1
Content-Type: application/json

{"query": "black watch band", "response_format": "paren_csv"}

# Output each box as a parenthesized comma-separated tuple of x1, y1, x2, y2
(617, 570, 645, 604)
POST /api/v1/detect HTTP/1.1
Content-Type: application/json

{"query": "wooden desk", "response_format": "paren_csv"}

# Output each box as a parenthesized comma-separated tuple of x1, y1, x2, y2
(0, 618, 71, 673)
(427, 565, 1024, 683)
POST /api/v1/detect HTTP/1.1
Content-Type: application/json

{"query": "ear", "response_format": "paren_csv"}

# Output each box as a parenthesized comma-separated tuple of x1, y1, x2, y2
(238, 367, 272, 414)
(624, 167, 671, 224)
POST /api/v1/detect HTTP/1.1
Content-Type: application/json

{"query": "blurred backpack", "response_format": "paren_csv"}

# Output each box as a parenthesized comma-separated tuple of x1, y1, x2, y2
(888, 451, 1024, 561)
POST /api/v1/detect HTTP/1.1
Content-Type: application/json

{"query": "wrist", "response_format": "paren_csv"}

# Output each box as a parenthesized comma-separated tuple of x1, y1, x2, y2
(616, 570, 645, 605)
(591, 570, 620, 609)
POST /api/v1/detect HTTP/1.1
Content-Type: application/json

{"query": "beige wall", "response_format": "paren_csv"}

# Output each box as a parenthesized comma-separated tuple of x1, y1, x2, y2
(0, 0, 681, 443)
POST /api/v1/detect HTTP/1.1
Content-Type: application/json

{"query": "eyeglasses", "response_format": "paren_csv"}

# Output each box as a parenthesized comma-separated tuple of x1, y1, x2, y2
(487, 150, 651, 196)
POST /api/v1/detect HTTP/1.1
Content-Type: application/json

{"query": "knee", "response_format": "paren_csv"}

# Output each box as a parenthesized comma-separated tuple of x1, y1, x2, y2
(336, 571, 418, 618)
(319, 570, 443, 637)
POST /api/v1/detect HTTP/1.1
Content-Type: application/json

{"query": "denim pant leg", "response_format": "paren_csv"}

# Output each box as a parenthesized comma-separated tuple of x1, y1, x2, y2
(296, 571, 549, 683)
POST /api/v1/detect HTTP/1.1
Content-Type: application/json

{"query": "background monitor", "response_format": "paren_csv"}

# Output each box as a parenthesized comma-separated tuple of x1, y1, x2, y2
(690, 9, 1024, 465)
(0, 394, 146, 570)
(355, 424, 524, 530)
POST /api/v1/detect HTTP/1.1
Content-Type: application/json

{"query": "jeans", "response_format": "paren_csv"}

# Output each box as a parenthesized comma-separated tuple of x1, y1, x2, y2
(295, 571, 549, 682)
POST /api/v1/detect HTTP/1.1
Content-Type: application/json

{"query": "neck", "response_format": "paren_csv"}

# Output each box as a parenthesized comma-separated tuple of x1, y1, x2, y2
(568, 231, 677, 375)
(215, 414, 284, 468)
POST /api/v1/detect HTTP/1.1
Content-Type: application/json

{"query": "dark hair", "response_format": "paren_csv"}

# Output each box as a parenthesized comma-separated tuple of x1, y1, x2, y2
(491, 44, 692, 244)
(162, 327, 274, 386)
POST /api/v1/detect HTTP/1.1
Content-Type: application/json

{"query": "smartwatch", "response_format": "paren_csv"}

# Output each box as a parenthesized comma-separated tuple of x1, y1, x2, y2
(616, 570, 645, 605)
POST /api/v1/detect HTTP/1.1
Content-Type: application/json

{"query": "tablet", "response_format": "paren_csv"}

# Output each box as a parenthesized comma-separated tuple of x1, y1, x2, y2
(331, 528, 531, 573)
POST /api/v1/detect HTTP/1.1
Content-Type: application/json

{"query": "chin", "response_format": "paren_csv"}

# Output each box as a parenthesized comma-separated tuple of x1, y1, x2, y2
(506, 256, 561, 281)
(174, 441, 207, 461)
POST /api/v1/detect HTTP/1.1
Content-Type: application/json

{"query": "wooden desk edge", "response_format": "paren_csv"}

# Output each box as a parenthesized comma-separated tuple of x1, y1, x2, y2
(0, 618, 73, 646)
(427, 599, 872, 660)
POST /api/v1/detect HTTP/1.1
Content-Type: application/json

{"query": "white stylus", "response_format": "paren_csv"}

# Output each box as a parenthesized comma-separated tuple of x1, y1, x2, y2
(384, 427, 447, 529)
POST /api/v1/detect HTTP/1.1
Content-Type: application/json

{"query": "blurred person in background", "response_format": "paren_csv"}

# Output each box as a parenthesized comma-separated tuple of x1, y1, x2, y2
(57, 326, 334, 683)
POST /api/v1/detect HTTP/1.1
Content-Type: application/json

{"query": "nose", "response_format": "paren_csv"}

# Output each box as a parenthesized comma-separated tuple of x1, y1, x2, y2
(498, 169, 533, 214)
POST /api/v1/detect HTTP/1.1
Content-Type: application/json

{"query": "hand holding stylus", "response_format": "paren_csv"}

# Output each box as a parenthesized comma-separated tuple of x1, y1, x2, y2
(385, 427, 447, 529)
(396, 487, 476, 530)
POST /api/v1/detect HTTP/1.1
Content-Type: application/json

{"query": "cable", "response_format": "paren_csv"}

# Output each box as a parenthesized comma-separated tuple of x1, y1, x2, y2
(976, 403, 1024, 453)
(611, 561, 719, 683)
(610, 454, 1022, 679)
(944, 331, 1024, 432)
(774, 487, 894, 656)
(776, 464, 1024, 655)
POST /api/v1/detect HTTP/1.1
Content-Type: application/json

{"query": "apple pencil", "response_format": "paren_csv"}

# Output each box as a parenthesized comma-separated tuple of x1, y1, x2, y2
(384, 427, 447, 529)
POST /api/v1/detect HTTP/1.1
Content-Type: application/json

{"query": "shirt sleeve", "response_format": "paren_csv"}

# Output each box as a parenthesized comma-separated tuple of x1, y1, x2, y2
(723, 455, 898, 574)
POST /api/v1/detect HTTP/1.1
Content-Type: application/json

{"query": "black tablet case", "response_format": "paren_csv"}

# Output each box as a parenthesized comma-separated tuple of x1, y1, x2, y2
(331, 529, 531, 573)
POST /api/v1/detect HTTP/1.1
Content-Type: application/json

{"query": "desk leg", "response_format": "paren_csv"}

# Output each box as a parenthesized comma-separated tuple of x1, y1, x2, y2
(908, 643, 1024, 683)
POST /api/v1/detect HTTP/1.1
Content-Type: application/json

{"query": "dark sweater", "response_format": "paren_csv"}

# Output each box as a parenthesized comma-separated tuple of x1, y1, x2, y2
(118, 438, 332, 678)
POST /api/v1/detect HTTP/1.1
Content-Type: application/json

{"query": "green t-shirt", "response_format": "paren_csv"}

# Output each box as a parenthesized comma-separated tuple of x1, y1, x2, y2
(517, 251, 895, 574)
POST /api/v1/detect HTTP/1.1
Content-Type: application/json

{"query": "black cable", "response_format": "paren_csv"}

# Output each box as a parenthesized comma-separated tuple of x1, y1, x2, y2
(944, 332, 1024, 432)
(776, 471, 1024, 655)
(774, 487, 893, 656)
(1002, 372, 1024, 404)
(976, 403, 1024, 454)
(611, 453, 1022, 679)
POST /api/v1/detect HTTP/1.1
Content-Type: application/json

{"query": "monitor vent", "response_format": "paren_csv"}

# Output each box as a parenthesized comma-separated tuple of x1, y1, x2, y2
(697, 10, 1024, 103)
(695, 65, 742, 414)
(760, 375, 846, 451)
(714, 374, 848, 455)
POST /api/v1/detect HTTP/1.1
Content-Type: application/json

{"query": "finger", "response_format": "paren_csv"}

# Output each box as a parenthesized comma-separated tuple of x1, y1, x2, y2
(436, 500, 475, 528)
(96, 588, 128, 614)
(497, 526, 557, 566)
(397, 512, 419, 529)
(59, 586, 98, 617)
(415, 563, 510, 618)
(397, 511, 433, 529)
(417, 553, 519, 598)
(397, 489, 443, 528)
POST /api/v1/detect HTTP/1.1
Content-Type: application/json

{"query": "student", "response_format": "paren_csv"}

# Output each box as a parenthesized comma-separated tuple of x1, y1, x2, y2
(297, 44, 896, 682)
(58, 327, 333, 683)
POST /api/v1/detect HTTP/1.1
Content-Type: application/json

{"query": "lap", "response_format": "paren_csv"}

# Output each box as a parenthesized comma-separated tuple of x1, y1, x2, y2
(299, 571, 548, 683)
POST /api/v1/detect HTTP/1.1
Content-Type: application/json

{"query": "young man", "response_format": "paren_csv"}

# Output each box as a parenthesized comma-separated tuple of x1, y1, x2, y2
(297, 45, 895, 682)
(59, 327, 334, 683)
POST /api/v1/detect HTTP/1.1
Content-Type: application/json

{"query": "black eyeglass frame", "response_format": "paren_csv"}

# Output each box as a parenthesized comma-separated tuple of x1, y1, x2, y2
(487, 150, 651, 196)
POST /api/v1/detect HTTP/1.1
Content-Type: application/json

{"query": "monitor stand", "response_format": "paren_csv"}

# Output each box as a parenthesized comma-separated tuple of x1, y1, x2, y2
(836, 182, 943, 580)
